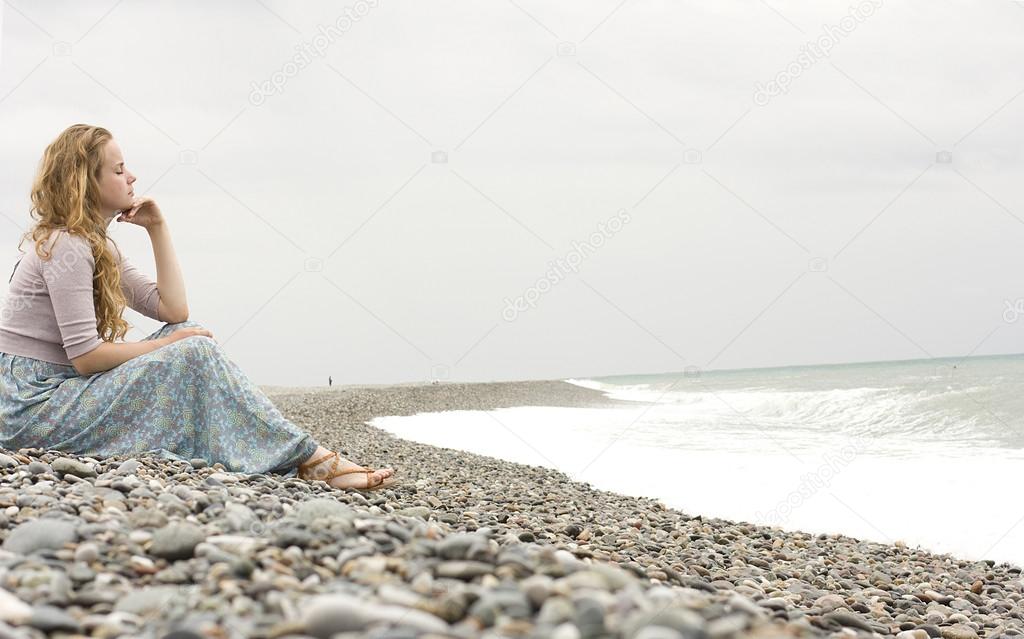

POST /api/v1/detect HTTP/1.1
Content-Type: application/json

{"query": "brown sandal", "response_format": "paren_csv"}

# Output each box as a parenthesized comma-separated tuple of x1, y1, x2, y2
(297, 451, 396, 491)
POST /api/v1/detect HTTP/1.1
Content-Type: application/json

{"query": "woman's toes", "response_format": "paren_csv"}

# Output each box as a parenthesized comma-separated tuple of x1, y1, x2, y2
(317, 464, 394, 490)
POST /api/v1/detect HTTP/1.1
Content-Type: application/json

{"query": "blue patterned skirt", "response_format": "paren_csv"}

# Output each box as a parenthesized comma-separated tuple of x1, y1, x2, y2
(0, 319, 319, 476)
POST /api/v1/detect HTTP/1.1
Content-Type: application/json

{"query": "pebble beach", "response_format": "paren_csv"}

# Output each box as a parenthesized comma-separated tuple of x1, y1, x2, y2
(0, 380, 1021, 639)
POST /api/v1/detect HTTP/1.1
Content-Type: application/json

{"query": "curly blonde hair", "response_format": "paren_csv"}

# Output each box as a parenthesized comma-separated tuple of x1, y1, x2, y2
(16, 124, 131, 342)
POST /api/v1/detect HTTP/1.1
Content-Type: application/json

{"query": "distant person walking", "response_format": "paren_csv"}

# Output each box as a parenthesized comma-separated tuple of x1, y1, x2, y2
(329, 375, 332, 387)
(0, 124, 396, 491)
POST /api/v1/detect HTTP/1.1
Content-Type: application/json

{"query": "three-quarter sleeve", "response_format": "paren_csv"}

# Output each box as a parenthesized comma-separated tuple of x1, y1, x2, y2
(41, 232, 103, 361)
(113, 241, 161, 321)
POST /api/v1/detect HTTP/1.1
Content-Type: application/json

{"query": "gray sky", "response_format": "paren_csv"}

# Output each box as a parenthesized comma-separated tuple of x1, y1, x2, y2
(1, 0, 1022, 386)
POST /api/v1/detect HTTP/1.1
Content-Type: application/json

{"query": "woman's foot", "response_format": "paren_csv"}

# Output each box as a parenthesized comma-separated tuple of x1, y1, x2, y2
(298, 446, 396, 490)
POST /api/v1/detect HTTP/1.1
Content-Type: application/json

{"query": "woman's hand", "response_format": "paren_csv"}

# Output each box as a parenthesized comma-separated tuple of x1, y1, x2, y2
(160, 327, 217, 346)
(116, 196, 165, 230)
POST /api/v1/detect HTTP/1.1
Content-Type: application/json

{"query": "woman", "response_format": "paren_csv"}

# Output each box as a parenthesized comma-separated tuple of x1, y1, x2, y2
(0, 124, 396, 491)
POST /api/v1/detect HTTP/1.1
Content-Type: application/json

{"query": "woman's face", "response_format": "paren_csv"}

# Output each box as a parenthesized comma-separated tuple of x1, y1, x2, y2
(96, 139, 136, 217)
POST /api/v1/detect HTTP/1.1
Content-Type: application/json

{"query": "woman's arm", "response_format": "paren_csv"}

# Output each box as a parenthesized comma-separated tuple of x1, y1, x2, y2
(70, 338, 172, 376)
(42, 230, 177, 375)
(148, 221, 189, 323)
(71, 325, 215, 376)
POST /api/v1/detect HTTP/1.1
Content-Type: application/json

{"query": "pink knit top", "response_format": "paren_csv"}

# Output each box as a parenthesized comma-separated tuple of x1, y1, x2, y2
(0, 230, 161, 366)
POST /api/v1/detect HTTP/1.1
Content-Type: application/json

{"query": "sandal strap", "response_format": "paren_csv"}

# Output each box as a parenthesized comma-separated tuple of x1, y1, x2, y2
(326, 467, 387, 489)
(325, 466, 372, 480)
(298, 451, 337, 473)
(299, 454, 387, 488)
(299, 451, 341, 479)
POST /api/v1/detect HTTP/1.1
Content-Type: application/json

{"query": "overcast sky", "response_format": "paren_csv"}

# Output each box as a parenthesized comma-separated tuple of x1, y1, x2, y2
(1, 0, 1022, 386)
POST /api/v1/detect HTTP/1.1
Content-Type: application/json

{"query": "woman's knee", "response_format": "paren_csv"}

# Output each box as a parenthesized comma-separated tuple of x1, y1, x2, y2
(177, 332, 216, 350)
(161, 334, 220, 369)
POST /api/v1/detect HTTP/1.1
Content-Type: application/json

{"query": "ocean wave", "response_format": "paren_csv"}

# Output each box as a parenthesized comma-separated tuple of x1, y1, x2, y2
(566, 377, 1000, 445)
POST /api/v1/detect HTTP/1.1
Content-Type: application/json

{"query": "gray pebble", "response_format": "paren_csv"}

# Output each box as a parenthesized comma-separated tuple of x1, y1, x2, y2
(634, 627, 687, 639)
(26, 461, 50, 475)
(573, 597, 606, 639)
(825, 610, 877, 632)
(434, 560, 494, 580)
(114, 586, 189, 617)
(303, 593, 449, 636)
(394, 506, 431, 519)
(221, 501, 258, 533)
(291, 497, 355, 529)
(27, 605, 81, 633)
(437, 532, 490, 561)
(469, 588, 532, 625)
(273, 525, 315, 548)
(2, 518, 77, 554)
(128, 507, 169, 529)
(538, 597, 575, 625)
(623, 608, 706, 639)
(51, 458, 97, 479)
(149, 522, 206, 560)
(115, 459, 142, 475)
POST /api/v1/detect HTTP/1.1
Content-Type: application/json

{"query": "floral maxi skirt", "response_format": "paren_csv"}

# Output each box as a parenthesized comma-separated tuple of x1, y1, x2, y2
(0, 319, 319, 475)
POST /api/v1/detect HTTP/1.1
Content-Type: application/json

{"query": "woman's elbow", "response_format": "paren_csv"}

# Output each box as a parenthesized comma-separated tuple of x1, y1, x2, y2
(159, 302, 189, 324)
(70, 354, 94, 376)
(70, 342, 108, 376)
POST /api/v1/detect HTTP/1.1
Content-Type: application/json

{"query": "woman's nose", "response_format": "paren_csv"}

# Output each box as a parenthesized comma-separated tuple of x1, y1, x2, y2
(128, 174, 136, 184)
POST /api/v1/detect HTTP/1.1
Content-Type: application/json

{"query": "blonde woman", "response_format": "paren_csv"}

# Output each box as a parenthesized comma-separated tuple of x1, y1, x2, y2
(0, 124, 396, 491)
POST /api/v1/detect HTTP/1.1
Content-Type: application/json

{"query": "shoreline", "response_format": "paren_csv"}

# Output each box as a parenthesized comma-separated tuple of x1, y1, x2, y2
(265, 382, 1023, 632)
(0, 380, 1018, 638)
(356, 381, 1024, 568)
(257, 377, 640, 413)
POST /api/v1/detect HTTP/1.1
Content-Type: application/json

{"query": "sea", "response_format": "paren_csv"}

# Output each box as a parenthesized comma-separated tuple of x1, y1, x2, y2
(372, 354, 1024, 567)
